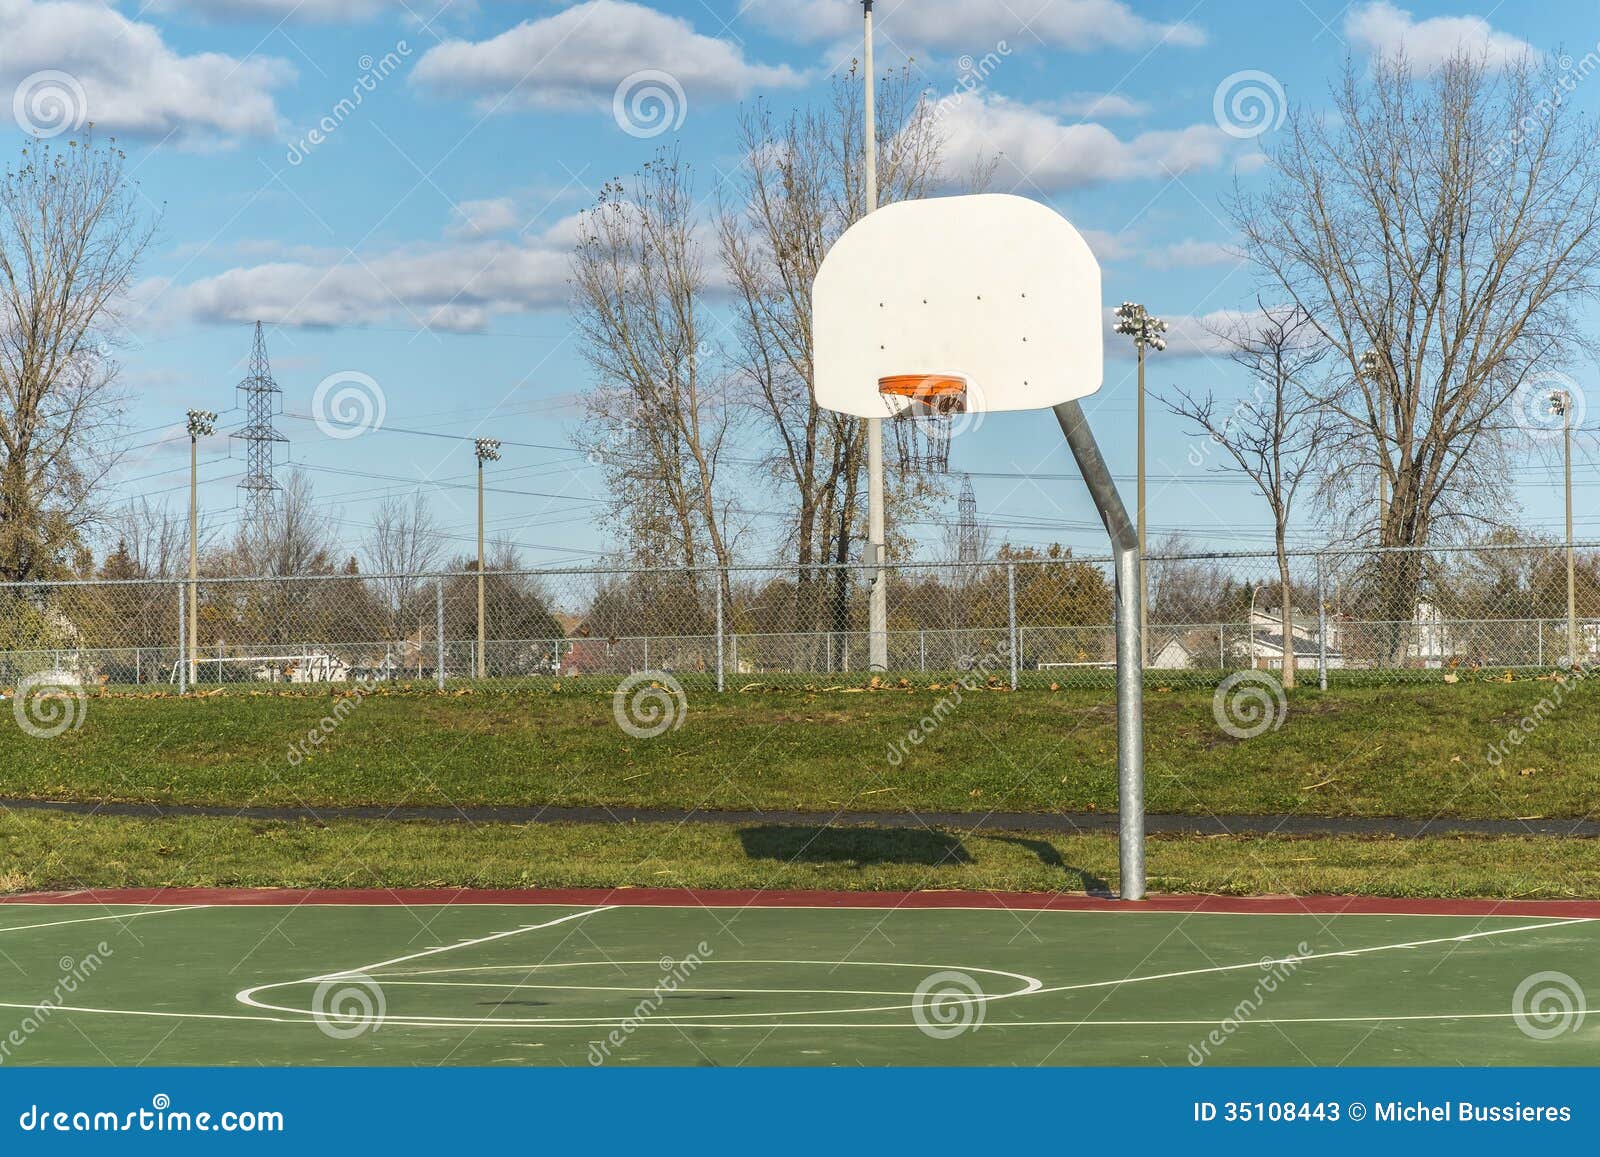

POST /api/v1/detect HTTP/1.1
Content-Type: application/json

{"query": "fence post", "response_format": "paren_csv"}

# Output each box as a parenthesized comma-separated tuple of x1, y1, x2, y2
(176, 581, 187, 694)
(435, 577, 445, 691)
(715, 571, 725, 692)
(1007, 561, 1018, 690)
(1316, 553, 1329, 692)
(919, 629, 926, 673)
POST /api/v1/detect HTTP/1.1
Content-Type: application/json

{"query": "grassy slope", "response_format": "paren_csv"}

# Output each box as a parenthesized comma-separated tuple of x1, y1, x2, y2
(2, 812, 1596, 899)
(1, 678, 1596, 819)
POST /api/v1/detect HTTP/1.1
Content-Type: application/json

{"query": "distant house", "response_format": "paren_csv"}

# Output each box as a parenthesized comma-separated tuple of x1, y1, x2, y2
(1150, 636, 1195, 670)
(1244, 607, 1344, 670)
(562, 635, 613, 677)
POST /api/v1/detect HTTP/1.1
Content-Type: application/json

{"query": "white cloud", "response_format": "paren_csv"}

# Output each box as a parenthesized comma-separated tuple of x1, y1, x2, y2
(1150, 238, 1241, 268)
(171, 216, 581, 332)
(938, 94, 1230, 191)
(1053, 92, 1149, 119)
(1345, 1, 1535, 72)
(747, 0, 1203, 52)
(446, 197, 521, 237)
(413, 0, 801, 112)
(1079, 229, 1133, 263)
(1, 0, 290, 142)
(143, 0, 405, 19)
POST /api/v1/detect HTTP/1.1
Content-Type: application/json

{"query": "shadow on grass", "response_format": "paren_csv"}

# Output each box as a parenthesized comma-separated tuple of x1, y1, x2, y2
(985, 834, 1113, 897)
(736, 826, 972, 866)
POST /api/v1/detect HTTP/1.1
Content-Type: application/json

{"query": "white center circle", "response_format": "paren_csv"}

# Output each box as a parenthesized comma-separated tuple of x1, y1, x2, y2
(236, 959, 1044, 1028)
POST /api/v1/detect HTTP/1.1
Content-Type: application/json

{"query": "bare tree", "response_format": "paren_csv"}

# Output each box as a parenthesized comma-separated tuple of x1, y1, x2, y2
(1166, 305, 1332, 686)
(363, 491, 442, 635)
(228, 468, 339, 578)
(572, 149, 737, 594)
(1233, 53, 1600, 656)
(106, 496, 196, 578)
(0, 135, 157, 580)
(718, 67, 949, 644)
(718, 67, 943, 573)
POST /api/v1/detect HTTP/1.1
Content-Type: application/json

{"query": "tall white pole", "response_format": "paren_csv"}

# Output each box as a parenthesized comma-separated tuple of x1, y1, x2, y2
(188, 433, 199, 686)
(1563, 393, 1577, 667)
(477, 457, 486, 680)
(863, 0, 887, 672)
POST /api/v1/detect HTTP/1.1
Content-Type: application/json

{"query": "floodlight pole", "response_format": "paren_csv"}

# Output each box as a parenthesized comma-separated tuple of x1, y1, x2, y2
(189, 434, 199, 686)
(1555, 391, 1577, 666)
(1053, 401, 1145, 901)
(185, 410, 217, 686)
(475, 438, 502, 680)
(862, 0, 888, 673)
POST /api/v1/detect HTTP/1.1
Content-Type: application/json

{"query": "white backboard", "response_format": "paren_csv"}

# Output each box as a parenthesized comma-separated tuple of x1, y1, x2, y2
(812, 193, 1103, 417)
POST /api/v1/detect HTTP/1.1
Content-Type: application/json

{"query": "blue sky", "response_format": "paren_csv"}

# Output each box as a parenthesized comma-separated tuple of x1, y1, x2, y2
(3, 0, 1597, 566)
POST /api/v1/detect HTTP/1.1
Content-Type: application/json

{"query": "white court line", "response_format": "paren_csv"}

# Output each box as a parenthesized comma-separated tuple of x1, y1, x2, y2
(241, 959, 1045, 1024)
(1028, 917, 1596, 999)
(302, 905, 617, 983)
(0, 906, 210, 934)
(374, 981, 931, 997)
(234, 917, 1591, 1028)
(0, 999, 1579, 1032)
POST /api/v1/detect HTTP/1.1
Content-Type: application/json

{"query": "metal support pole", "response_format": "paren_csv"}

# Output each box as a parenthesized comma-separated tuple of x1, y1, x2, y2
(176, 581, 187, 695)
(1136, 341, 1148, 667)
(1054, 401, 1144, 901)
(476, 462, 486, 680)
(1007, 562, 1018, 690)
(919, 629, 926, 673)
(435, 577, 445, 691)
(1316, 554, 1329, 692)
(862, 0, 887, 674)
(715, 575, 725, 692)
(188, 435, 199, 687)
(1565, 402, 1578, 666)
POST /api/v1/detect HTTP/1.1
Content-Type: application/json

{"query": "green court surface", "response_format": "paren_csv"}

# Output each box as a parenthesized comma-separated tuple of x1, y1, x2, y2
(0, 898, 1592, 1066)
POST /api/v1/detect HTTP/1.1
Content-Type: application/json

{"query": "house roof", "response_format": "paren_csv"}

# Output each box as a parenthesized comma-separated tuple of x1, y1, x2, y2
(1250, 630, 1340, 659)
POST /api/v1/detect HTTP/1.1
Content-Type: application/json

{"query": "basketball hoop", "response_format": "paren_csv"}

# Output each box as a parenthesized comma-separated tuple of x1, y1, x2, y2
(878, 374, 967, 473)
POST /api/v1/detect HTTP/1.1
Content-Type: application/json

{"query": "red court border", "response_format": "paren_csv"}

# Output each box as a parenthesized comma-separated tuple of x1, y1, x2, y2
(3, 888, 1598, 917)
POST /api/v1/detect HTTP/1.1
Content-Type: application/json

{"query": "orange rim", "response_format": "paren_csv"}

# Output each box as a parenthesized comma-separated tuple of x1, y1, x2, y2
(878, 374, 967, 399)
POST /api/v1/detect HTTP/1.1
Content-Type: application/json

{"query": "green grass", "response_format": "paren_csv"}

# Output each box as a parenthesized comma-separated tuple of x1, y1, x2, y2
(4, 811, 1598, 899)
(3, 677, 1597, 819)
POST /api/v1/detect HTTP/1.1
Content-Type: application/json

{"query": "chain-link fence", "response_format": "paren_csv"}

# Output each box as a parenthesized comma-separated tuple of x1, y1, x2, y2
(3, 541, 1598, 693)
